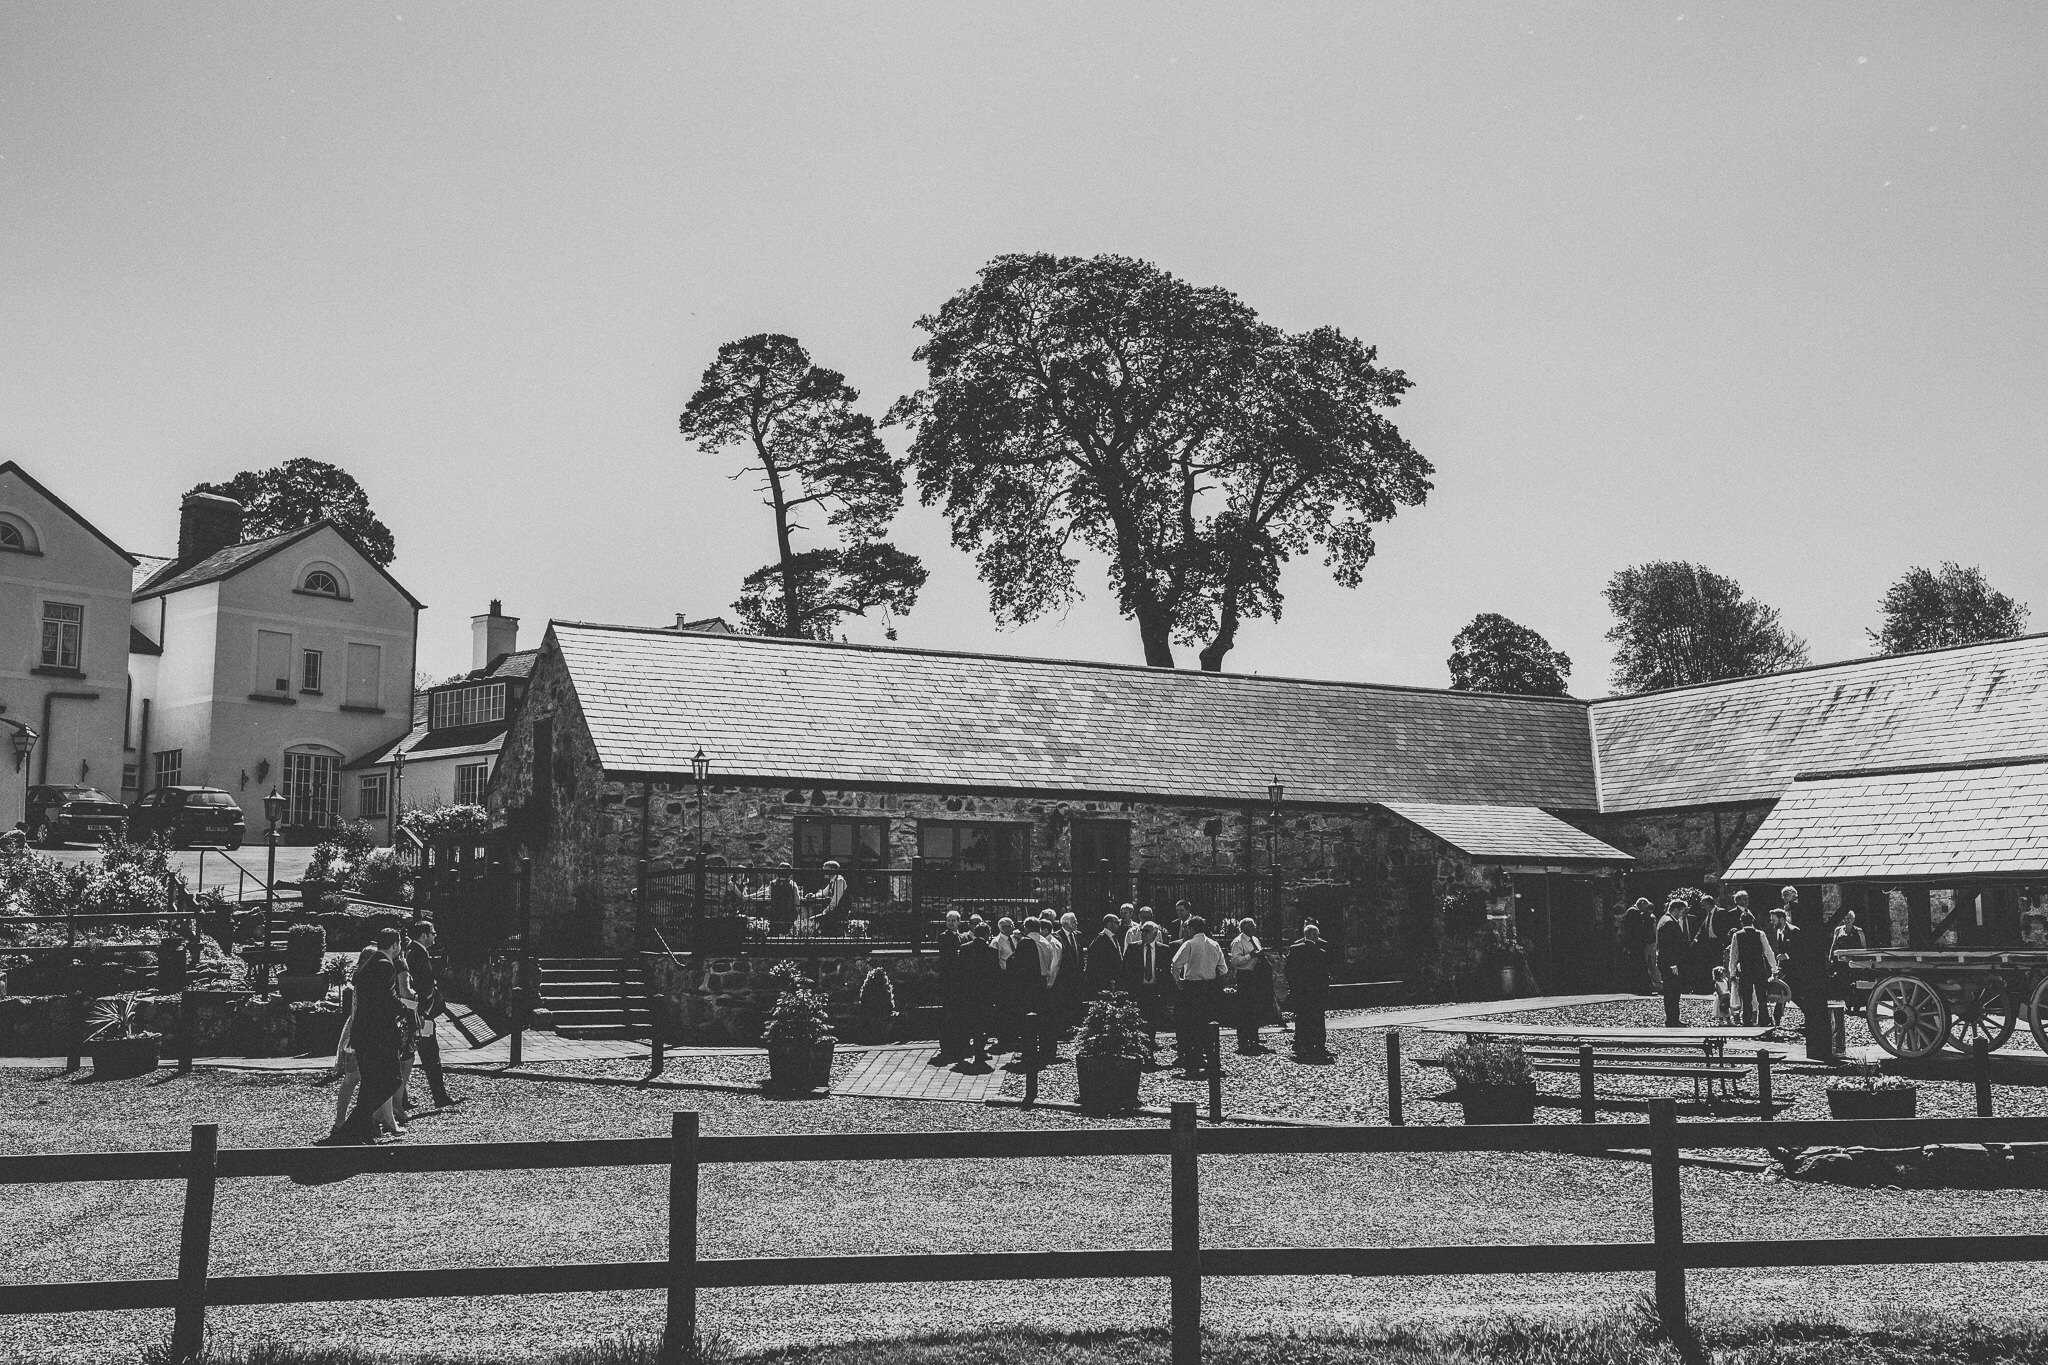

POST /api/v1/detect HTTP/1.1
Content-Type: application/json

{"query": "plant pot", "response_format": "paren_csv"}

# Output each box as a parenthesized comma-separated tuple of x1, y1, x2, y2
(1458, 1082, 1537, 1125)
(88, 1033, 161, 1079)
(1828, 1086, 1917, 1121)
(1076, 1054, 1143, 1113)
(768, 1039, 836, 1092)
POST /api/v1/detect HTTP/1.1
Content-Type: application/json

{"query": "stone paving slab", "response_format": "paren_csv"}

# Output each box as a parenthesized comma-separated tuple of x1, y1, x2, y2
(832, 1043, 1015, 1103)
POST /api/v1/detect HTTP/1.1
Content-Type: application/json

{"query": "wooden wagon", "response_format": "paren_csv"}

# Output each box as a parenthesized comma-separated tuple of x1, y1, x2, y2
(1834, 948, 2048, 1059)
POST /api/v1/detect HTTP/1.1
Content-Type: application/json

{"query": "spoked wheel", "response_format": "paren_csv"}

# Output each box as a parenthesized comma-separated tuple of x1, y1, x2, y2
(1946, 981, 2018, 1052)
(2030, 977, 2048, 1057)
(1867, 975, 1950, 1059)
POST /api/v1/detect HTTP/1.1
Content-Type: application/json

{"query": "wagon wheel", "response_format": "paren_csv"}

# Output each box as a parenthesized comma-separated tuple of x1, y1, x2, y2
(2030, 977, 2048, 1057)
(1866, 975, 1950, 1060)
(1946, 981, 2019, 1052)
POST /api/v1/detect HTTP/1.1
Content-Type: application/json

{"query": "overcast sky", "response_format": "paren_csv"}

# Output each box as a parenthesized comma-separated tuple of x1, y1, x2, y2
(6, 4, 2044, 693)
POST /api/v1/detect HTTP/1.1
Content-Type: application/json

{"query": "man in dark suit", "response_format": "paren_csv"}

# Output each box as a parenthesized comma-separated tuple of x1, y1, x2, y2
(934, 911, 969, 1062)
(1284, 923, 1332, 1060)
(1086, 914, 1125, 997)
(1052, 913, 1087, 1022)
(959, 922, 1002, 1067)
(1009, 919, 1052, 1061)
(403, 921, 461, 1109)
(1121, 922, 1172, 1054)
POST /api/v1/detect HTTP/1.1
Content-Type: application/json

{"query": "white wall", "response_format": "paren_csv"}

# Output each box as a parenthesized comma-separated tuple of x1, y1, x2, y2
(0, 466, 131, 827)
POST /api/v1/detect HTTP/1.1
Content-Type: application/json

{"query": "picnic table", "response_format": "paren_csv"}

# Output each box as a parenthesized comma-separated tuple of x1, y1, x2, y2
(1418, 1020, 1780, 1110)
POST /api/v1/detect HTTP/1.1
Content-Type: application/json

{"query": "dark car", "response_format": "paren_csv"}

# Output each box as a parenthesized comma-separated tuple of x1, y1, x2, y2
(26, 785, 130, 848)
(127, 786, 246, 849)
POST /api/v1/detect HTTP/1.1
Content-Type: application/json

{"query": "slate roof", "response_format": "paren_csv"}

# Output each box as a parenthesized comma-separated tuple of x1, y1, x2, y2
(1376, 801, 1632, 864)
(0, 460, 137, 566)
(134, 520, 424, 608)
(550, 622, 1600, 808)
(1589, 634, 2048, 812)
(131, 554, 174, 592)
(1722, 759, 2048, 882)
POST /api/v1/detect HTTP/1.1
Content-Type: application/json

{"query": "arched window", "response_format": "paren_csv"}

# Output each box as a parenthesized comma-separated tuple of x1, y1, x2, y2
(303, 569, 341, 596)
(282, 745, 343, 829)
(0, 514, 36, 552)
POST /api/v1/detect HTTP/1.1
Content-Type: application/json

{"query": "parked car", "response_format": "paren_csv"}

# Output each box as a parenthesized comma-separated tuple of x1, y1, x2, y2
(26, 785, 130, 848)
(127, 786, 246, 849)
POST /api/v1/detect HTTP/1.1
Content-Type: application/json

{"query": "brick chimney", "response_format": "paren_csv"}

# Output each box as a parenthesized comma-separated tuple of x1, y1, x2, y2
(472, 599, 519, 672)
(178, 492, 244, 565)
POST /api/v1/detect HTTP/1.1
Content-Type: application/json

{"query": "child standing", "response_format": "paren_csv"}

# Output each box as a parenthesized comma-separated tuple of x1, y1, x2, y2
(1711, 966, 1734, 1026)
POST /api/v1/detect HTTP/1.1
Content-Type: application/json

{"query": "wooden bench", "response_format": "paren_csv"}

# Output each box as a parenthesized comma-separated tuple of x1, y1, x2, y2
(1420, 1042, 1781, 1118)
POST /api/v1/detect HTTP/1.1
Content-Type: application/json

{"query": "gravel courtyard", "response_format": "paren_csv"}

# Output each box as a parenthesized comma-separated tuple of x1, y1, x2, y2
(9, 1011, 2048, 1364)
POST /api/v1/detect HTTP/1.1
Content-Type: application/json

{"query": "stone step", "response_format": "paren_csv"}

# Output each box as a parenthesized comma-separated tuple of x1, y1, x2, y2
(557, 1023, 652, 1040)
(538, 957, 632, 970)
(539, 970, 651, 984)
(544, 984, 653, 1001)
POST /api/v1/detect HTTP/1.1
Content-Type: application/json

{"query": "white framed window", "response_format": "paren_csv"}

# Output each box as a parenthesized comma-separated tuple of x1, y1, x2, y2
(359, 773, 390, 820)
(301, 649, 323, 693)
(283, 748, 341, 829)
(40, 601, 84, 670)
(454, 761, 490, 806)
(431, 682, 509, 730)
(255, 629, 292, 694)
(299, 564, 347, 597)
(122, 761, 140, 793)
(344, 643, 382, 709)
(154, 749, 183, 788)
(0, 514, 35, 552)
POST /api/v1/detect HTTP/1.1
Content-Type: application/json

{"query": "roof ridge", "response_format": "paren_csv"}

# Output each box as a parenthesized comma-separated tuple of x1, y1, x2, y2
(548, 619, 1593, 708)
(1590, 629, 2048, 707)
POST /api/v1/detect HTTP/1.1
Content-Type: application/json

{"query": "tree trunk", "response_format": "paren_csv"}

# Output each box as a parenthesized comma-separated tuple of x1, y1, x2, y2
(1197, 590, 1243, 673)
(1136, 610, 1177, 669)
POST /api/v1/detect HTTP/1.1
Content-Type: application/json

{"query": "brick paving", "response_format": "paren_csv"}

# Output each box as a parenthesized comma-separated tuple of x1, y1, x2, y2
(832, 1043, 1015, 1103)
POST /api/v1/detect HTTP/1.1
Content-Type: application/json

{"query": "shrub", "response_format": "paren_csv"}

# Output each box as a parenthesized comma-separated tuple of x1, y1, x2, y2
(762, 961, 832, 1050)
(858, 967, 895, 1014)
(285, 923, 327, 976)
(1827, 1067, 1916, 1095)
(1074, 992, 1151, 1063)
(400, 804, 491, 843)
(1442, 1035, 1533, 1090)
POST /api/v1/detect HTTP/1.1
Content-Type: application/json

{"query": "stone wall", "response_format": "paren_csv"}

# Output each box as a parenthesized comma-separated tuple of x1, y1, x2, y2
(648, 951, 944, 1045)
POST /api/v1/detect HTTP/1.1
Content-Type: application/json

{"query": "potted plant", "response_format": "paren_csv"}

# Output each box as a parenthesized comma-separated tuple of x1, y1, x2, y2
(1443, 1034, 1537, 1125)
(855, 967, 897, 1044)
(279, 923, 329, 1002)
(763, 962, 835, 1092)
(1075, 992, 1150, 1113)
(85, 996, 163, 1079)
(1827, 1067, 1918, 1120)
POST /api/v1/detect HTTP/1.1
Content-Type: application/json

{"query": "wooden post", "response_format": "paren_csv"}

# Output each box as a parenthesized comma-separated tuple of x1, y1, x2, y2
(661, 1111, 699, 1365)
(65, 901, 82, 1074)
(910, 856, 925, 956)
(512, 853, 533, 1069)
(1831, 1003, 1846, 1058)
(1386, 1030, 1403, 1126)
(649, 967, 666, 1076)
(177, 989, 194, 1074)
(1578, 1043, 1596, 1124)
(1647, 1098, 1687, 1337)
(1023, 1013, 1040, 1108)
(169, 1123, 219, 1362)
(1169, 1102, 1200, 1365)
(1974, 1038, 1994, 1117)
(1758, 1052, 1773, 1119)
(1208, 1021, 1224, 1122)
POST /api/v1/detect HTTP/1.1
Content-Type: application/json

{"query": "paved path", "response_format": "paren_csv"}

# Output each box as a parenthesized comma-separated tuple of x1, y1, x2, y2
(831, 1043, 1015, 1103)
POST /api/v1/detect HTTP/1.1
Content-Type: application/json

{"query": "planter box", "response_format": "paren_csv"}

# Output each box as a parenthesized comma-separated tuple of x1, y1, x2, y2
(1828, 1087, 1917, 1121)
(1076, 1055, 1143, 1114)
(89, 1033, 161, 1079)
(1458, 1083, 1537, 1125)
(767, 1039, 836, 1092)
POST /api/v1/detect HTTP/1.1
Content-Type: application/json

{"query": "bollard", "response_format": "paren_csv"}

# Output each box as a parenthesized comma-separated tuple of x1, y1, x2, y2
(1973, 1038, 1994, 1118)
(1386, 1030, 1404, 1126)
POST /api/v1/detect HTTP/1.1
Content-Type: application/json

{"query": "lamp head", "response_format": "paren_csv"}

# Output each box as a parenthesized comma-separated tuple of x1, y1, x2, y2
(1267, 776, 1284, 808)
(262, 788, 287, 826)
(691, 748, 710, 783)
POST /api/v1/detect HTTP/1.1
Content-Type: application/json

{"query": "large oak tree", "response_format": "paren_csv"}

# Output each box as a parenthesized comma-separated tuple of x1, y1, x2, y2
(1869, 562, 2029, 655)
(188, 458, 397, 566)
(679, 334, 924, 639)
(888, 253, 1431, 670)
(1604, 561, 1808, 693)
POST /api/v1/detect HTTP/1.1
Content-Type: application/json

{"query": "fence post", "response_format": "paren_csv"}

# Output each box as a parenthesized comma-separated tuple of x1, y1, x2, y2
(1386, 1030, 1403, 1126)
(661, 1110, 699, 1365)
(648, 968, 666, 1076)
(512, 852, 533, 1069)
(1169, 1101, 1200, 1365)
(178, 989, 194, 1074)
(1578, 1043, 1596, 1124)
(1208, 1020, 1224, 1122)
(1023, 1012, 1040, 1107)
(66, 901, 82, 1074)
(910, 856, 925, 956)
(1647, 1098, 1687, 1337)
(1758, 1052, 1773, 1119)
(1831, 1003, 1846, 1057)
(1973, 1038, 1994, 1117)
(170, 1123, 219, 1362)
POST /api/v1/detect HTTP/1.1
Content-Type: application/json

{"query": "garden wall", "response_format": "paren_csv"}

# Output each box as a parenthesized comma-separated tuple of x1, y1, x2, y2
(0, 989, 334, 1058)
(647, 951, 945, 1046)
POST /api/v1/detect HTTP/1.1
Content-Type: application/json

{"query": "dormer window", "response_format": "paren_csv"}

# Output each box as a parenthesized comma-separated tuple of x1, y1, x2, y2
(302, 569, 342, 597)
(430, 681, 509, 730)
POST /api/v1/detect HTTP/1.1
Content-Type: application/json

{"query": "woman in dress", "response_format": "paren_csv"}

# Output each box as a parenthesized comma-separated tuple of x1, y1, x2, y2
(329, 948, 403, 1140)
(326, 955, 410, 1145)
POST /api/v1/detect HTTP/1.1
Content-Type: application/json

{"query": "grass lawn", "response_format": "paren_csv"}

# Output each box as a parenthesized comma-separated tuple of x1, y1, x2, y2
(8, 1031, 2048, 1365)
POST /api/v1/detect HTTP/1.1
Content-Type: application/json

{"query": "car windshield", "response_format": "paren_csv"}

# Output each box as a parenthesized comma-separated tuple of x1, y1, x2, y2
(185, 791, 238, 808)
(54, 787, 115, 803)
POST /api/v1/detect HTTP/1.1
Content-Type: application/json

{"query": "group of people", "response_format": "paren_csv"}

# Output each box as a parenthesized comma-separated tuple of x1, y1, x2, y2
(1630, 886, 1842, 1059)
(928, 902, 1337, 1071)
(319, 919, 463, 1145)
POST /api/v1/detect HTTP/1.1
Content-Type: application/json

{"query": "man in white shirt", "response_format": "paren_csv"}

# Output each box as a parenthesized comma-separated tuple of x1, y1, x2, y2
(1170, 917, 1228, 1077)
(1123, 905, 1157, 948)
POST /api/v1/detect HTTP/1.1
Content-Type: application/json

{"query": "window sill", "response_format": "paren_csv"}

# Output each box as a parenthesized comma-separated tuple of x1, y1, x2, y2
(292, 589, 354, 601)
(32, 665, 86, 679)
(340, 704, 385, 715)
(1, 546, 44, 557)
(247, 692, 296, 706)
(300, 689, 323, 697)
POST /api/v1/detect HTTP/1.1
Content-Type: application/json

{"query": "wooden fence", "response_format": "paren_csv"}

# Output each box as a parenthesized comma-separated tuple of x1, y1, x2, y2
(8, 1106, 2048, 1364)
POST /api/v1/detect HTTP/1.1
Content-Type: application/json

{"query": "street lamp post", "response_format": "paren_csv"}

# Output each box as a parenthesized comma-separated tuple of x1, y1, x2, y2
(259, 788, 286, 994)
(4, 720, 37, 832)
(690, 749, 710, 929)
(390, 748, 406, 846)
(1266, 776, 1285, 938)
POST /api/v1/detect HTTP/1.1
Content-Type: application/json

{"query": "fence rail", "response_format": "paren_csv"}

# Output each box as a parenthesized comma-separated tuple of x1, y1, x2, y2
(9, 1108, 2048, 1363)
